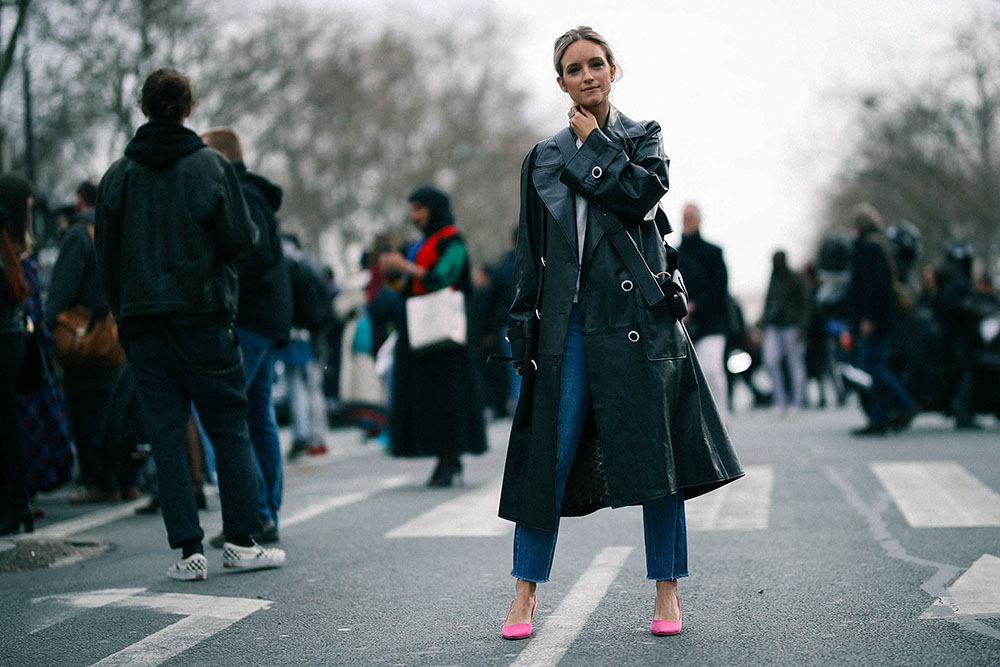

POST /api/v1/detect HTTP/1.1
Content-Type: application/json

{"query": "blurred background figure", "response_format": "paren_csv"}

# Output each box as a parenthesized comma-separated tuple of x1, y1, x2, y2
(760, 250, 808, 413)
(678, 202, 731, 420)
(280, 233, 335, 459)
(847, 204, 918, 436)
(379, 185, 487, 487)
(46, 180, 129, 503)
(1, 174, 36, 535)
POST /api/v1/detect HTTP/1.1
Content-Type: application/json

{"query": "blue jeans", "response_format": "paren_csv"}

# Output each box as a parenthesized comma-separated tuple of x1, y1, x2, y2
(127, 324, 260, 548)
(511, 307, 688, 583)
(858, 333, 915, 426)
(237, 327, 283, 528)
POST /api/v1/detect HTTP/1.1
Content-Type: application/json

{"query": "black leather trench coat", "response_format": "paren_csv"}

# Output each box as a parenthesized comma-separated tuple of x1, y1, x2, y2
(498, 108, 744, 532)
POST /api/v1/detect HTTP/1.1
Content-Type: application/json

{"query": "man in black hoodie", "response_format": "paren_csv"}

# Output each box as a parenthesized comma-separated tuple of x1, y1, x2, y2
(202, 127, 292, 545)
(95, 68, 286, 580)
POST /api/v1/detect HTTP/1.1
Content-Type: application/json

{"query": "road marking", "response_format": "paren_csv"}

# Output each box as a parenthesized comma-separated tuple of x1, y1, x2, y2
(922, 554, 1000, 619)
(685, 464, 772, 530)
(30, 588, 147, 635)
(31, 589, 270, 667)
(281, 474, 413, 528)
(26, 499, 149, 539)
(385, 477, 509, 538)
(871, 461, 1000, 527)
(510, 546, 634, 667)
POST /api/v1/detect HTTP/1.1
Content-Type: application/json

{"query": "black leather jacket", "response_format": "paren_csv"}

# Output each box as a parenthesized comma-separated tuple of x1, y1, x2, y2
(95, 123, 257, 327)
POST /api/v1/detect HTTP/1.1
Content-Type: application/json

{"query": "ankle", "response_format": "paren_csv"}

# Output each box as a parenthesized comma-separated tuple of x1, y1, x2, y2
(181, 539, 204, 558)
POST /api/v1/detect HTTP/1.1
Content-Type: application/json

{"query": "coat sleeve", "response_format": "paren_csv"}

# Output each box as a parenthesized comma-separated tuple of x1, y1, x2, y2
(44, 227, 89, 328)
(94, 168, 122, 319)
(559, 121, 669, 220)
(507, 147, 542, 367)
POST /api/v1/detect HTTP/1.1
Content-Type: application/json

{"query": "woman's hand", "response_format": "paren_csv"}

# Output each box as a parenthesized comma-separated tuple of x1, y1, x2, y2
(568, 105, 598, 144)
(379, 251, 408, 274)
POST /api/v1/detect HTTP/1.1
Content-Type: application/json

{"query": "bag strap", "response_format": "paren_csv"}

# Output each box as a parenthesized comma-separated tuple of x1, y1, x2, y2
(553, 128, 666, 307)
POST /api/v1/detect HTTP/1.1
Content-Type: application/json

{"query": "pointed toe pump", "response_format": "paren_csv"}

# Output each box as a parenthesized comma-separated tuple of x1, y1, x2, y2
(502, 597, 538, 640)
(650, 596, 682, 636)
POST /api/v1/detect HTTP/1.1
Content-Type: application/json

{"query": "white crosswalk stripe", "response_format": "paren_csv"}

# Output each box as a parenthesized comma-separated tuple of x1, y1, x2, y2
(385, 477, 509, 538)
(871, 461, 1000, 527)
(685, 464, 773, 531)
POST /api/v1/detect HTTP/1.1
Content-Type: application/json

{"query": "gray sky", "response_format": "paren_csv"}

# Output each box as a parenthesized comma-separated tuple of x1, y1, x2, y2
(296, 0, 985, 306)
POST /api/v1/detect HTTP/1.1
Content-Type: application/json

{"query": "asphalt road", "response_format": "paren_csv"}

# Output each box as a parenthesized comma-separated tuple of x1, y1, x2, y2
(2, 403, 999, 666)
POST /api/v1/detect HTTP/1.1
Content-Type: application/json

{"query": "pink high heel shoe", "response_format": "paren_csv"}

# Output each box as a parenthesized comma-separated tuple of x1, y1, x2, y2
(650, 596, 682, 636)
(502, 597, 538, 640)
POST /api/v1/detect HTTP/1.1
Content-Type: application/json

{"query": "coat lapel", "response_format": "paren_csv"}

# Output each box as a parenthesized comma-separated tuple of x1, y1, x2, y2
(532, 164, 577, 260)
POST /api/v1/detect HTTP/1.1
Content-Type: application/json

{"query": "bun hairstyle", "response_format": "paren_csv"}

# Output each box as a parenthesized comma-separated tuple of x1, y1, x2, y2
(553, 25, 619, 79)
(140, 67, 195, 124)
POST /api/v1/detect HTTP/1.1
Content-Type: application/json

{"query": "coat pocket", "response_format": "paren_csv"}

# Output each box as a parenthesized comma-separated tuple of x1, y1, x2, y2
(637, 304, 688, 361)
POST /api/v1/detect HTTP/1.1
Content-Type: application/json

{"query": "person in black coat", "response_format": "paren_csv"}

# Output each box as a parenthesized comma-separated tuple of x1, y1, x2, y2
(847, 204, 918, 435)
(202, 127, 292, 545)
(499, 27, 742, 640)
(96, 68, 285, 579)
(677, 202, 731, 419)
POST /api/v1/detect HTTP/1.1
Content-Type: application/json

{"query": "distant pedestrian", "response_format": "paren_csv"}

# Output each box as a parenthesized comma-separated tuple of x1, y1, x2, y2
(0, 174, 35, 535)
(761, 250, 808, 411)
(498, 26, 743, 641)
(95, 68, 285, 579)
(847, 204, 918, 435)
(379, 185, 488, 487)
(677, 202, 731, 420)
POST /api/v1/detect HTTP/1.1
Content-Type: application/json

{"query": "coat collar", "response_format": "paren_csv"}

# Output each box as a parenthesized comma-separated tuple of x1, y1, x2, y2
(531, 106, 644, 261)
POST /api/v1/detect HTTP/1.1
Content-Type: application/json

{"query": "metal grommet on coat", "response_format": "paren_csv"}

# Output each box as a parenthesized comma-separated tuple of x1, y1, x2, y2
(621, 280, 633, 292)
(535, 309, 541, 320)
(628, 330, 640, 342)
(591, 166, 603, 179)
(540, 256, 546, 267)
(530, 359, 538, 371)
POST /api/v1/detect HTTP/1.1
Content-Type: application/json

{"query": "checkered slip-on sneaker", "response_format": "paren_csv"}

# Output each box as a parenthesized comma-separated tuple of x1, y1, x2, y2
(168, 553, 208, 581)
(222, 542, 286, 571)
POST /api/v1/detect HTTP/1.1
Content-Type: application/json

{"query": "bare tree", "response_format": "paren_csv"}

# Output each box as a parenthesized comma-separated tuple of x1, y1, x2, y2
(824, 12, 1000, 274)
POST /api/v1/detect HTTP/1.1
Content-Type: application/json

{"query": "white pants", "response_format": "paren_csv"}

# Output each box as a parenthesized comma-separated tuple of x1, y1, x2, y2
(763, 325, 806, 408)
(694, 333, 729, 420)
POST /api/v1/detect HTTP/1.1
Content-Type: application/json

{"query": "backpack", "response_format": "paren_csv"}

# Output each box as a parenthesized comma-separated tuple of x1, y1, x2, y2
(289, 257, 334, 332)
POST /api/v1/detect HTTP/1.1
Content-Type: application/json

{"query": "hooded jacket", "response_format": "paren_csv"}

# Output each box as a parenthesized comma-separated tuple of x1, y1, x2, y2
(95, 122, 257, 328)
(233, 163, 293, 344)
(499, 108, 743, 531)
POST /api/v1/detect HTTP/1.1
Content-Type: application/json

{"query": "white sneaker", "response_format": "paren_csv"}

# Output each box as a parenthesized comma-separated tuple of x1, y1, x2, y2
(168, 553, 208, 581)
(222, 542, 286, 571)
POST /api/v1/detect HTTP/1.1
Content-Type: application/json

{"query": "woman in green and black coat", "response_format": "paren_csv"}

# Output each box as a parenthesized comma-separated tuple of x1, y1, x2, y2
(379, 186, 487, 487)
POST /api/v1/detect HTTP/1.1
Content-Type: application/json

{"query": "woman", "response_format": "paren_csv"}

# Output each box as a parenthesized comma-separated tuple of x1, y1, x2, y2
(0, 174, 35, 535)
(379, 186, 487, 487)
(498, 27, 743, 639)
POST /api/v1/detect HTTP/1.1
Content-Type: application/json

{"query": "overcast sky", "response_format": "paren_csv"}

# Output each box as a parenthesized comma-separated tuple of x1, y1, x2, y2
(296, 0, 986, 306)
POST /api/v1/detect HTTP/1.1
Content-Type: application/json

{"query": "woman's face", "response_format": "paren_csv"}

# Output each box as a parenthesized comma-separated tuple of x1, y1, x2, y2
(409, 202, 430, 231)
(557, 39, 614, 109)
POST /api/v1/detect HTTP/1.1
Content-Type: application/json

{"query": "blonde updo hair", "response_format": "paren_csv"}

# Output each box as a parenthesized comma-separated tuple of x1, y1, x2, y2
(553, 26, 620, 80)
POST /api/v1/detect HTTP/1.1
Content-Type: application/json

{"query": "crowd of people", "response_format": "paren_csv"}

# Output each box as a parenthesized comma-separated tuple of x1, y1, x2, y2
(2, 26, 996, 645)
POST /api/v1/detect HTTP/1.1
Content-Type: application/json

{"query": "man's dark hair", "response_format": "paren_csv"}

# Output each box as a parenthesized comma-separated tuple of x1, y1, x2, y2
(76, 180, 98, 208)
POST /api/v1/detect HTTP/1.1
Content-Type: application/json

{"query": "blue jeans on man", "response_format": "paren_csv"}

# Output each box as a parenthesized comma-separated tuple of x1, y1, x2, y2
(127, 323, 259, 548)
(511, 306, 688, 583)
(858, 333, 916, 427)
(236, 327, 283, 530)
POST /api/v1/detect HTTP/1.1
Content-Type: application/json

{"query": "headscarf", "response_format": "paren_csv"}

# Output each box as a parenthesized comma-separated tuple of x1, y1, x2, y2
(407, 185, 454, 236)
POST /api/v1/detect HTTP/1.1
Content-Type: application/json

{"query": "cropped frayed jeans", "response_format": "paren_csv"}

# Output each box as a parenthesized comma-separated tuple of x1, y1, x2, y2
(511, 306, 688, 583)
